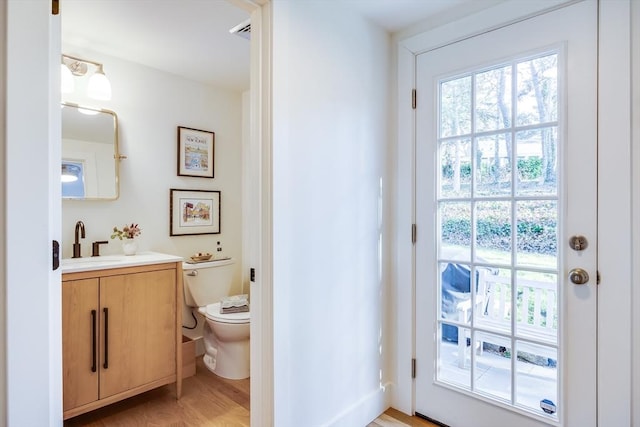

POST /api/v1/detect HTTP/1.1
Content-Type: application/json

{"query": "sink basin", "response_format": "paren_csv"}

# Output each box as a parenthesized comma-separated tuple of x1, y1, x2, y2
(61, 252, 183, 273)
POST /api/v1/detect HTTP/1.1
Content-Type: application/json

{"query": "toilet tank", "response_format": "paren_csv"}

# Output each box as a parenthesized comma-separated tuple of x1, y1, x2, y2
(182, 258, 235, 307)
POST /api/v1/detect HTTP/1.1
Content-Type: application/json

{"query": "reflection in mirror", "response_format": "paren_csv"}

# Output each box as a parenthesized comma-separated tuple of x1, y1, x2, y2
(61, 162, 85, 197)
(61, 103, 120, 200)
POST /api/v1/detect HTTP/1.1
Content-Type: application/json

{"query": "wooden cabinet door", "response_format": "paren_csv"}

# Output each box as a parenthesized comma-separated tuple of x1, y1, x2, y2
(62, 278, 99, 411)
(99, 269, 176, 398)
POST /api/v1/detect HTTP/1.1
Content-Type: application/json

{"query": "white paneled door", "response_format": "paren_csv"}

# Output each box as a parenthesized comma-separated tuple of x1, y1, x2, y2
(415, 2, 597, 426)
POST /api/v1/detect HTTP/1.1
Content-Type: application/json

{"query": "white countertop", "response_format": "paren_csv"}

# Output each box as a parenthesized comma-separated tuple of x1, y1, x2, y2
(61, 251, 184, 274)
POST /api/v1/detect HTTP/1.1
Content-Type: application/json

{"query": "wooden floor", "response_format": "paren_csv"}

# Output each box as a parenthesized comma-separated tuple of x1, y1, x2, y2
(64, 357, 437, 426)
(368, 408, 439, 427)
(64, 357, 250, 426)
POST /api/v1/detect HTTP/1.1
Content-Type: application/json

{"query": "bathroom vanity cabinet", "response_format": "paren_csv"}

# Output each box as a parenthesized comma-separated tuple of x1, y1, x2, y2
(62, 260, 183, 420)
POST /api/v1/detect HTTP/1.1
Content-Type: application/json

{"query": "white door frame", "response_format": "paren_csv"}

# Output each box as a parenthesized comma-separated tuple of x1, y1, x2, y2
(632, 3, 640, 426)
(596, 1, 633, 425)
(0, 0, 6, 419)
(230, 0, 275, 425)
(393, 1, 634, 424)
(2, 0, 275, 425)
(3, 0, 63, 425)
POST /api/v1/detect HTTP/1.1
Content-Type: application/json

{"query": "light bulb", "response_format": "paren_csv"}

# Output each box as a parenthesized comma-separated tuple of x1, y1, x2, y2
(87, 67, 112, 100)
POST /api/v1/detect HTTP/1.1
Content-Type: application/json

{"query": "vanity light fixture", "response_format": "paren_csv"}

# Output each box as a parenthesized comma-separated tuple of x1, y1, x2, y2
(61, 54, 112, 101)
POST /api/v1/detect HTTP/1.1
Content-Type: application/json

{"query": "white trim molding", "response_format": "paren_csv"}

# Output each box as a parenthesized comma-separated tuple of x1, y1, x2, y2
(5, 0, 63, 425)
(597, 1, 633, 425)
(244, 0, 274, 426)
(0, 0, 6, 420)
(632, 1, 640, 425)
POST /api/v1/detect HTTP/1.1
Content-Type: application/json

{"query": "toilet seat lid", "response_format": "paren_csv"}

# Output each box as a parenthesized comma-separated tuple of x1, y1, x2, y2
(202, 302, 250, 324)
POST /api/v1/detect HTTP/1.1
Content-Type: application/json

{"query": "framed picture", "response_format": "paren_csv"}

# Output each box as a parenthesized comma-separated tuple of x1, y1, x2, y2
(170, 189, 221, 235)
(177, 126, 215, 178)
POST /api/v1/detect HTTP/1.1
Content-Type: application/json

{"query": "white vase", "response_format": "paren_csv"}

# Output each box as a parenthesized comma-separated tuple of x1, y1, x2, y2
(122, 239, 138, 256)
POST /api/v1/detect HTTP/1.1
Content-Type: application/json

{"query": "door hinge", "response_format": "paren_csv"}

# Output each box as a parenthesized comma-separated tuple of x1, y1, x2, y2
(250, 268, 256, 282)
(596, 270, 600, 285)
(411, 89, 417, 109)
(412, 358, 416, 378)
(411, 224, 417, 244)
(52, 0, 59, 15)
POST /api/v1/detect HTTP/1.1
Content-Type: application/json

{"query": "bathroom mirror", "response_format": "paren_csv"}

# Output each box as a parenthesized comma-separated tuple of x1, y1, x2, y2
(61, 103, 120, 200)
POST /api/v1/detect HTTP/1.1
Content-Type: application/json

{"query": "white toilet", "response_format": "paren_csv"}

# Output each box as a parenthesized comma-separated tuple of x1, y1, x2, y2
(182, 258, 250, 379)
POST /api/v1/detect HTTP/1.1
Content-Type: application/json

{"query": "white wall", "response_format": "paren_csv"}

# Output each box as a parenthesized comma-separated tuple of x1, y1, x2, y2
(272, 2, 392, 426)
(60, 51, 246, 297)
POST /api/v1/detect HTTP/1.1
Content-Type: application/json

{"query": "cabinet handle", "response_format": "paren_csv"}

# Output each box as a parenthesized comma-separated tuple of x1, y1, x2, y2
(91, 309, 97, 372)
(103, 307, 109, 369)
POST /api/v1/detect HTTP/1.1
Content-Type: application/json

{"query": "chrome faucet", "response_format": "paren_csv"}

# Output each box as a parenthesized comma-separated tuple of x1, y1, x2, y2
(72, 221, 85, 258)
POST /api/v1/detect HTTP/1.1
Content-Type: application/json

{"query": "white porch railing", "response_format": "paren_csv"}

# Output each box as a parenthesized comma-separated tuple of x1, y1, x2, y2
(455, 272, 558, 368)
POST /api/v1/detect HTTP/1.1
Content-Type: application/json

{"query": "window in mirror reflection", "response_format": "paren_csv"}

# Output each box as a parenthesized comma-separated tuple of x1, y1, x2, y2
(61, 161, 85, 198)
(61, 103, 119, 200)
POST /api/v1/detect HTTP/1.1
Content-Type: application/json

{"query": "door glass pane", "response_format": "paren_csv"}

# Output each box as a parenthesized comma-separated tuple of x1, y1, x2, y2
(474, 331, 512, 401)
(440, 262, 473, 327)
(476, 268, 512, 335)
(516, 200, 557, 269)
(440, 138, 471, 198)
(475, 201, 511, 265)
(475, 134, 512, 197)
(516, 127, 558, 196)
(515, 341, 558, 416)
(516, 54, 558, 126)
(516, 271, 558, 343)
(475, 65, 512, 132)
(440, 76, 472, 138)
(438, 324, 471, 388)
(440, 202, 471, 262)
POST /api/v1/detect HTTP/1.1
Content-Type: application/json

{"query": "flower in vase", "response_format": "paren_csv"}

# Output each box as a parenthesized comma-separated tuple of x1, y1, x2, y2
(111, 223, 142, 240)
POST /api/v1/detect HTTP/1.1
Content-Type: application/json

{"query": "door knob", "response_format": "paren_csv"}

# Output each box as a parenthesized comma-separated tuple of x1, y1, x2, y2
(569, 268, 589, 285)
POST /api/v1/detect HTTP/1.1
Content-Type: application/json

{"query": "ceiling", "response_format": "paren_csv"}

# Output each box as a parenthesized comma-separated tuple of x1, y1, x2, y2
(348, 0, 471, 32)
(61, 0, 487, 92)
(62, 0, 252, 92)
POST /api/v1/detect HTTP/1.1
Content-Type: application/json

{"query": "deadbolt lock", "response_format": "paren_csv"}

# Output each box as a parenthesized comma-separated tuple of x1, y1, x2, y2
(569, 268, 589, 285)
(569, 235, 588, 251)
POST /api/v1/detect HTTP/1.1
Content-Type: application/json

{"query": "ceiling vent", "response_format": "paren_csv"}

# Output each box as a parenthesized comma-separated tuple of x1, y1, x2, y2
(229, 18, 251, 40)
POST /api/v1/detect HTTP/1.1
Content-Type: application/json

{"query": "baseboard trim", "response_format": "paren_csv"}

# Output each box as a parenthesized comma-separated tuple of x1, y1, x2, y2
(323, 382, 393, 427)
(415, 412, 450, 427)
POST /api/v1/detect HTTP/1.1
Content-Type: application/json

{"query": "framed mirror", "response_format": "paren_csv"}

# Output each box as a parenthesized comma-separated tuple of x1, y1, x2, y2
(61, 103, 120, 200)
